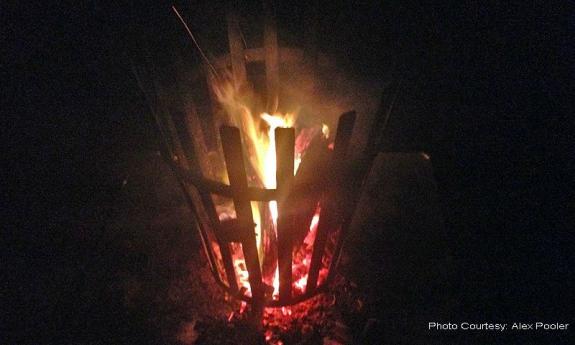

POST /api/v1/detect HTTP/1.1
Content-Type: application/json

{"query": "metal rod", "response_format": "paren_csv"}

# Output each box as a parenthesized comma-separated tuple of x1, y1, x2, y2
(220, 125, 264, 318)
(306, 111, 356, 293)
(275, 127, 295, 301)
(171, 163, 323, 201)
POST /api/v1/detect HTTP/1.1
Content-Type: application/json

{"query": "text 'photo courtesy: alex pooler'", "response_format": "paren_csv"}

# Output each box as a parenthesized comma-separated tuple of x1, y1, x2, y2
(429, 322, 570, 331)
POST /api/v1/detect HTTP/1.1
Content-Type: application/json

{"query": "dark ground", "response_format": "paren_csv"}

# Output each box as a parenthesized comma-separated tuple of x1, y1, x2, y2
(4, 1, 573, 344)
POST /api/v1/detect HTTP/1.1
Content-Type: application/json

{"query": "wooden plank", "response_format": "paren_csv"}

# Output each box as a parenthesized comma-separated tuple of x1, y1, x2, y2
(161, 60, 239, 291)
(322, 88, 404, 287)
(275, 127, 295, 301)
(140, 55, 221, 279)
(159, 111, 222, 282)
(171, 163, 288, 201)
(138, 45, 239, 293)
(332, 111, 357, 164)
(164, 104, 240, 292)
(226, 11, 247, 88)
(263, 1, 279, 111)
(306, 111, 356, 293)
(220, 126, 264, 307)
(323, 89, 403, 285)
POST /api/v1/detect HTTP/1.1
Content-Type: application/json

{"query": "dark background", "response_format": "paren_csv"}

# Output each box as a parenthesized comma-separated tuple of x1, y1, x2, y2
(4, 0, 573, 344)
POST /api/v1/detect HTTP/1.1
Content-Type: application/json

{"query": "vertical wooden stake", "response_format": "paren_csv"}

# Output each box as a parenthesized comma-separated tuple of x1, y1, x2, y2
(181, 127, 241, 292)
(220, 126, 264, 320)
(306, 111, 356, 293)
(275, 127, 295, 301)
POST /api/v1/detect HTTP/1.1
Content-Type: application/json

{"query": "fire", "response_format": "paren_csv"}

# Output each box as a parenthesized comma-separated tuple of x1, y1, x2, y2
(211, 72, 328, 306)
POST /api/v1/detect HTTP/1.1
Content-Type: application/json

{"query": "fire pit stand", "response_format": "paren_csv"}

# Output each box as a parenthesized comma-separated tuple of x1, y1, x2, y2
(138, 6, 399, 323)
(166, 111, 358, 310)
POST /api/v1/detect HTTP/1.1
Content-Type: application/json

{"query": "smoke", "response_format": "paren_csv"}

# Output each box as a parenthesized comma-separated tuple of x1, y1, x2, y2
(277, 54, 383, 153)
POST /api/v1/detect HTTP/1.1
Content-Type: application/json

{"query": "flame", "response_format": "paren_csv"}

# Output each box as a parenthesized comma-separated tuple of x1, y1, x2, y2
(210, 72, 329, 307)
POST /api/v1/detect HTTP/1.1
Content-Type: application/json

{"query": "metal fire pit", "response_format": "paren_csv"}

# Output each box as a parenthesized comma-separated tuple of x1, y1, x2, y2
(171, 111, 358, 310)
(141, 5, 392, 317)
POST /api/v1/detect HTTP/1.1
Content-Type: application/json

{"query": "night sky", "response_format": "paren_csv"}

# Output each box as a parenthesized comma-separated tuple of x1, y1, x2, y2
(4, 1, 573, 344)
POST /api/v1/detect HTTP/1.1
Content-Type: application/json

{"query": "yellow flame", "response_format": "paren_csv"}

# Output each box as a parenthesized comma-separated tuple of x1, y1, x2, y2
(212, 75, 298, 189)
(211, 72, 327, 301)
(212, 74, 298, 295)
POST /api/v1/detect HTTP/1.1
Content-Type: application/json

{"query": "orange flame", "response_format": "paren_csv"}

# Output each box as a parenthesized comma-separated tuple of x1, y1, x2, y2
(211, 72, 328, 305)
